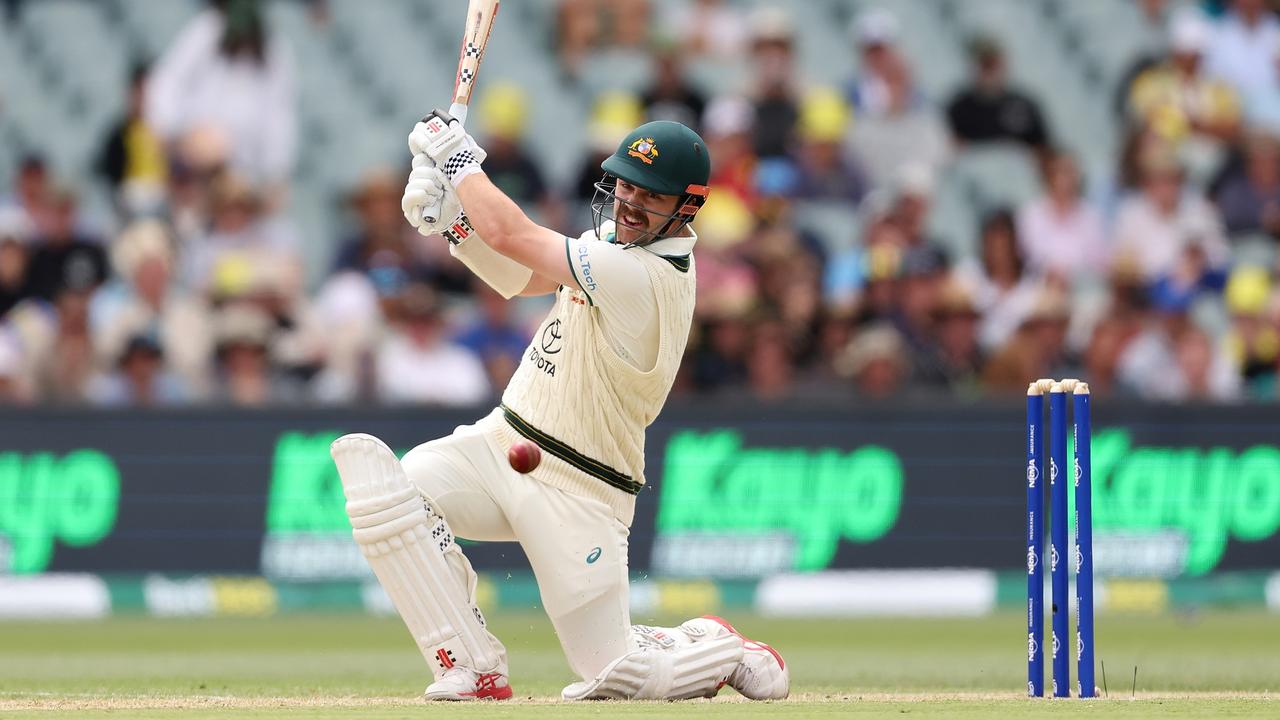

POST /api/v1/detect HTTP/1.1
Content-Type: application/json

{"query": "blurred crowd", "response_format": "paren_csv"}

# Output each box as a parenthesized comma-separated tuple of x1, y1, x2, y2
(3, 0, 1280, 407)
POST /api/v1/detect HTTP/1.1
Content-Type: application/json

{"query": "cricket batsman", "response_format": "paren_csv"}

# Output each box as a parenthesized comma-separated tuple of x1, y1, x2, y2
(328, 114, 789, 702)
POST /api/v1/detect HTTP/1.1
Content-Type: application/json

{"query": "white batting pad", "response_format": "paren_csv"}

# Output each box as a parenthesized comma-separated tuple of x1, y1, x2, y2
(331, 433, 506, 677)
(561, 633, 743, 701)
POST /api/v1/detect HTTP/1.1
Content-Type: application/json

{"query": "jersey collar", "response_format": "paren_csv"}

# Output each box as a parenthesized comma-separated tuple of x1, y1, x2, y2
(645, 228, 697, 258)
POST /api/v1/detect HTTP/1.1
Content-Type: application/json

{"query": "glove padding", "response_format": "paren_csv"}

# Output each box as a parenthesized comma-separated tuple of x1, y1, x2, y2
(401, 159, 462, 237)
(408, 110, 487, 187)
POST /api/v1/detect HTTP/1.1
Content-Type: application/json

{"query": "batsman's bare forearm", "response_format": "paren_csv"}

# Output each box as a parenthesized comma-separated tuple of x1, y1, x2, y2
(456, 173, 579, 289)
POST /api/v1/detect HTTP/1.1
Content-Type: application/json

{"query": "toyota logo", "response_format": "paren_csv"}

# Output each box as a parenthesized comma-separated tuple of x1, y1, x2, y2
(541, 320, 563, 354)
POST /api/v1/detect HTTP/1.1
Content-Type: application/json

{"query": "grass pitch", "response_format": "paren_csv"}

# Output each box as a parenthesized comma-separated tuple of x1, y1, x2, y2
(0, 610, 1275, 718)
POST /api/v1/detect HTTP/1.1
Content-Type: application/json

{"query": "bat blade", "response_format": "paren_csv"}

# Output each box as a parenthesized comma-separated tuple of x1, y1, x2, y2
(451, 0, 501, 117)
(422, 0, 500, 224)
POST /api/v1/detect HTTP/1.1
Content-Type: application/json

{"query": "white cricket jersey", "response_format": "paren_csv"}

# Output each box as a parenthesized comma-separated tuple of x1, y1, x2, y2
(479, 221, 697, 525)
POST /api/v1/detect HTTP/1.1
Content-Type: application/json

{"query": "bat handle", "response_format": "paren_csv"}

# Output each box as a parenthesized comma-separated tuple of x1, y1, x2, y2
(449, 102, 469, 126)
(420, 102, 470, 225)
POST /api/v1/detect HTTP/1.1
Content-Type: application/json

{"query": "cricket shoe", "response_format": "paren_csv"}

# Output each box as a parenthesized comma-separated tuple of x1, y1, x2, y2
(424, 667, 513, 701)
(681, 615, 789, 700)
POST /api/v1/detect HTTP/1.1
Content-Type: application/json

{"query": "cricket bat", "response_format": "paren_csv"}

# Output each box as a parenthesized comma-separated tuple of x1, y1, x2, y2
(422, 0, 500, 224)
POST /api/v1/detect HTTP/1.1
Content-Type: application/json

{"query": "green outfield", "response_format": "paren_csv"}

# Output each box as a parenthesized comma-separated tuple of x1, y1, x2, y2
(0, 611, 1275, 718)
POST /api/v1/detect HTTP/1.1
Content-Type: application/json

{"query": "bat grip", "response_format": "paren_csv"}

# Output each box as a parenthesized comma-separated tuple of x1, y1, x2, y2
(449, 102, 469, 126)
(420, 102, 470, 225)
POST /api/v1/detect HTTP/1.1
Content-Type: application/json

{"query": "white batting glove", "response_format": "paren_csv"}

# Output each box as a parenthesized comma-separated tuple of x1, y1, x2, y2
(408, 110, 487, 187)
(401, 161, 462, 237)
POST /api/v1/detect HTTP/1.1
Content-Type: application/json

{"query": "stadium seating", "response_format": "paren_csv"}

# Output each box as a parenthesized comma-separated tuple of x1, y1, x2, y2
(0, 0, 1248, 283)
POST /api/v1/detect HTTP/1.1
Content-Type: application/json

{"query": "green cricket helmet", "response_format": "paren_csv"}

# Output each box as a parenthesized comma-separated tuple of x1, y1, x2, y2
(592, 120, 711, 246)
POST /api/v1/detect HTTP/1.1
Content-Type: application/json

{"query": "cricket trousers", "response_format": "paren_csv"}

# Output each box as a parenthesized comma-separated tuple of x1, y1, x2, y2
(400, 414, 632, 681)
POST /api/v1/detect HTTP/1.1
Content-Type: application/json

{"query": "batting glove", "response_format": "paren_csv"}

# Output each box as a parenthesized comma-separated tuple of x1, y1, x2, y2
(408, 110, 487, 187)
(402, 161, 463, 237)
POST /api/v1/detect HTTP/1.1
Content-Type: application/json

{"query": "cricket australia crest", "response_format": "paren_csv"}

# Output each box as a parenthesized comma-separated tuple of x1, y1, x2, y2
(627, 137, 659, 164)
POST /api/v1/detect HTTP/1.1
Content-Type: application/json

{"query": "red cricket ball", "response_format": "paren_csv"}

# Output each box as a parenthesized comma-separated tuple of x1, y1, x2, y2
(508, 440, 542, 474)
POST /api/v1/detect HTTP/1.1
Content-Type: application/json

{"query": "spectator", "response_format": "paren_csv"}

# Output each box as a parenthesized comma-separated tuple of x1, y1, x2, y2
(702, 95, 758, 207)
(0, 207, 33, 316)
(1175, 324, 1240, 401)
(1113, 146, 1231, 282)
(88, 335, 188, 407)
(848, 49, 950, 190)
(1222, 265, 1280, 398)
(475, 84, 563, 230)
(887, 164, 936, 246)
(166, 126, 230, 246)
(90, 219, 213, 398)
(745, 318, 793, 401)
(1016, 149, 1108, 278)
(826, 210, 908, 318)
(34, 288, 99, 404)
(891, 245, 950, 378)
(684, 192, 757, 395)
(1127, 12, 1241, 178)
(95, 63, 168, 217)
(640, 41, 708, 132)
(957, 209, 1043, 352)
(746, 7, 800, 159)
(0, 328, 29, 404)
(182, 172, 301, 295)
(1114, 0, 1180, 117)
(1083, 308, 1143, 398)
(1114, 296, 1240, 401)
(213, 261, 322, 394)
(846, 8, 912, 117)
(211, 302, 300, 406)
(981, 290, 1075, 394)
(824, 169, 930, 308)
(146, 0, 297, 186)
(333, 168, 467, 295)
(25, 189, 109, 302)
(375, 285, 489, 406)
(668, 0, 748, 60)
(834, 323, 908, 399)
(2, 155, 53, 235)
(688, 193, 757, 318)
(556, 0, 650, 79)
(925, 282, 985, 393)
(791, 88, 869, 204)
(1205, 0, 1280, 107)
(1215, 131, 1280, 236)
(454, 284, 531, 392)
(748, 212, 824, 361)
(690, 314, 751, 394)
(308, 271, 383, 404)
(946, 36, 1051, 153)
(809, 308, 856, 385)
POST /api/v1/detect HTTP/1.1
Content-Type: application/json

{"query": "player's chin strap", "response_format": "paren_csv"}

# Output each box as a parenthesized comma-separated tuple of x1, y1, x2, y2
(561, 630, 742, 701)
